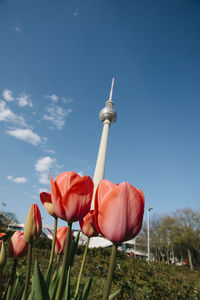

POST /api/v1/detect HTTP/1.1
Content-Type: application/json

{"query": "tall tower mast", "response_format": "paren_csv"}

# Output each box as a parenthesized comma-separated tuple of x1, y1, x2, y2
(91, 78, 117, 208)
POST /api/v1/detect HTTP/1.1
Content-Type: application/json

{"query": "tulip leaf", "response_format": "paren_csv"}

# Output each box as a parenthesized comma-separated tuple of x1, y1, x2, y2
(13, 284, 25, 300)
(48, 266, 61, 299)
(45, 262, 52, 289)
(5, 277, 18, 300)
(108, 289, 121, 299)
(79, 277, 92, 300)
(63, 266, 71, 300)
(30, 261, 50, 300)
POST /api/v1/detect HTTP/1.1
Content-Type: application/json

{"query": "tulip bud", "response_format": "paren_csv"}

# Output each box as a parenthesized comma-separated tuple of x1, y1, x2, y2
(24, 204, 42, 243)
(49, 226, 72, 255)
(79, 210, 99, 238)
(10, 231, 28, 258)
(0, 240, 6, 269)
(40, 192, 56, 217)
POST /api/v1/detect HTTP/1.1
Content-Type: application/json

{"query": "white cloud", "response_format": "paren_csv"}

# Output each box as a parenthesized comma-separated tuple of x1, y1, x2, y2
(16, 92, 33, 107)
(45, 94, 59, 102)
(7, 175, 28, 183)
(6, 128, 41, 145)
(2, 89, 14, 102)
(0, 100, 26, 126)
(43, 148, 56, 154)
(44, 106, 72, 130)
(61, 97, 73, 104)
(35, 156, 56, 185)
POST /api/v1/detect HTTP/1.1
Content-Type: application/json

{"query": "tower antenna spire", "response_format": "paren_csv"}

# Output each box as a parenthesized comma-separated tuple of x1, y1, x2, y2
(109, 78, 114, 102)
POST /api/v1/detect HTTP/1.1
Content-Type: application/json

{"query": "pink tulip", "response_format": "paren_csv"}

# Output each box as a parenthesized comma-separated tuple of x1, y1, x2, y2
(79, 210, 99, 238)
(24, 204, 42, 243)
(50, 172, 94, 222)
(55, 226, 72, 255)
(40, 192, 56, 217)
(94, 180, 145, 243)
(10, 231, 28, 258)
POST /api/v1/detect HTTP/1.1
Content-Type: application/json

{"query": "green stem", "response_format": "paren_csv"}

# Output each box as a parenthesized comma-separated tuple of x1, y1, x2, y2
(52, 254, 61, 282)
(55, 222, 72, 300)
(45, 217, 58, 286)
(74, 237, 90, 298)
(23, 243, 33, 300)
(49, 217, 58, 266)
(102, 244, 118, 300)
(5, 258, 18, 300)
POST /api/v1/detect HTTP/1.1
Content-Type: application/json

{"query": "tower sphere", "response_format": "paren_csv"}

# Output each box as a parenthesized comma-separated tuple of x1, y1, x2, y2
(99, 100, 117, 124)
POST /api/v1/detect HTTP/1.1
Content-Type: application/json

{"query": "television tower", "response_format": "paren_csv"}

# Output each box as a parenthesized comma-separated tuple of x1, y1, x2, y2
(91, 78, 117, 208)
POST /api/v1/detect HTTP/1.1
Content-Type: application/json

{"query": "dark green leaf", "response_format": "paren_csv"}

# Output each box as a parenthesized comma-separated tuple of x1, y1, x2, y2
(48, 266, 61, 299)
(30, 261, 50, 300)
(80, 278, 92, 300)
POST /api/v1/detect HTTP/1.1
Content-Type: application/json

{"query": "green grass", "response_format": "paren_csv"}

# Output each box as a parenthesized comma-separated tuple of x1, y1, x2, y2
(2, 235, 200, 299)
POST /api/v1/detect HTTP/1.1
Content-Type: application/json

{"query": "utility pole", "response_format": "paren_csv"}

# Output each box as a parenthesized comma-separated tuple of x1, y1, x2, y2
(147, 206, 153, 262)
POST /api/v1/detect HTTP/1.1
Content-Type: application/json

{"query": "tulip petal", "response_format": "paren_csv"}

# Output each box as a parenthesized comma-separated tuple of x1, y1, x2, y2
(51, 172, 94, 222)
(137, 188, 145, 206)
(62, 176, 94, 222)
(55, 172, 79, 197)
(10, 231, 28, 258)
(95, 182, 144, 243)
(0, 233, 6, 238)
(94, 180, 116, 237)
(51, 174, 66, 220)
(40, 192, 55, 217)
(40, 192, 51, 204)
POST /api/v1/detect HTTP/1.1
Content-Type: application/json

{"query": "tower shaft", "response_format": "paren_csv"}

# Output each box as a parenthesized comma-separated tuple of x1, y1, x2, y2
(91, 79, 117, 208)
(92, 120, 110, 195)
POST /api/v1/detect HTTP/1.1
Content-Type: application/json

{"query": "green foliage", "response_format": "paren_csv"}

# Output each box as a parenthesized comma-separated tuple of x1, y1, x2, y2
(29, 262, 50, 300)
(1, 217, 200, 300)
(1, 243, 200, 299)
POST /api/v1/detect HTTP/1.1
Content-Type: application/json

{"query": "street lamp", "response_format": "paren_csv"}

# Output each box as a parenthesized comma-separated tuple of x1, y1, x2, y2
(147, 206, 153, 262)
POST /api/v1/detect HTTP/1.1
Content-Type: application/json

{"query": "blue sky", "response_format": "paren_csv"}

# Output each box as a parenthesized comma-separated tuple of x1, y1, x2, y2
(0, 0, 200, 229)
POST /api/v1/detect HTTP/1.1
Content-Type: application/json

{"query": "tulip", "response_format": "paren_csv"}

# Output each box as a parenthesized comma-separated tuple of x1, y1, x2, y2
(23, 204, 42, 300)
(55, 226, 72, 255)
(50, 171, 94, 222)
(40, 192, 56, 217)
(10, 231, 28, 258)
(94, 180, 145, 243)
(8, 231, 28, 299)
(24, 204, 42, 243)
(79, 210, 99, 238)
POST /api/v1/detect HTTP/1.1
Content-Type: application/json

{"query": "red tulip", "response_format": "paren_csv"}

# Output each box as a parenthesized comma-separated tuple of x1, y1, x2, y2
(40, 192, 56, 217)
(24, 204, 42, 243)
(94, 180, 145, 243)
(79, 210, 99, 238)
(55, 226, 73, 255)
(10, 231, 28, 258)
(0, 233, 6, 238)
(50, 172, 94, 222)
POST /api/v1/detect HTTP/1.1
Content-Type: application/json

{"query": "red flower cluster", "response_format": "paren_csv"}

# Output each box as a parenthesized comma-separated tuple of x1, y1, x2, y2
(40, 171, 145, 243)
